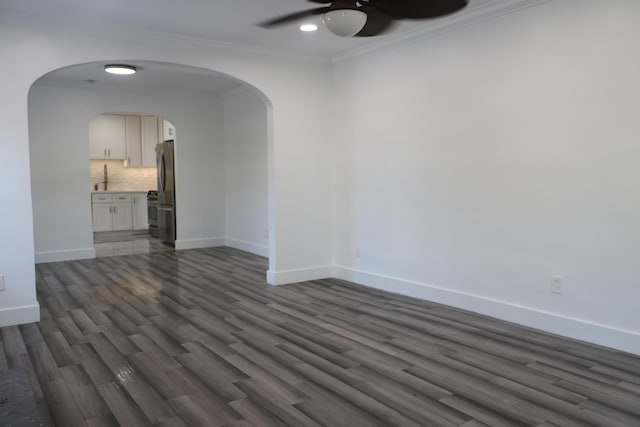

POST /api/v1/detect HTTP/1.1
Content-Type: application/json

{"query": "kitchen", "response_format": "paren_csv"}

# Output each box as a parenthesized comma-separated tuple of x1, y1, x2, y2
(28, 62, 269, 267)
(89, 112, 176, 255)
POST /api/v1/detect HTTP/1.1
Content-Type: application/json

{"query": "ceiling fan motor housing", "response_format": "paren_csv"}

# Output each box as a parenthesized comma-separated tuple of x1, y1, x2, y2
(260, 0, 469, 37)
(323, 8, 368, 36)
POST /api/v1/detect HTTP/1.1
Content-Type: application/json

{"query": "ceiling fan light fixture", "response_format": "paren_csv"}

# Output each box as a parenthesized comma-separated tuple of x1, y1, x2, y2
(323, 9, 367, 37)
(299, 24, 319, 32)
(104, 64, 137, 75)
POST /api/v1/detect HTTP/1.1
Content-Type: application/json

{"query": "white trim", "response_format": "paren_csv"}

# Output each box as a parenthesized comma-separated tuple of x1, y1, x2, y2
(174, 237, 225, 250)
(225, 238, 268, 258)
(266, 270, 276, 285)
(0, 1, 553, 65)
(266, 266, 333, 286)
(333, 266, 640, 356)
(332, 0, 553, 63)
(35, 248, 96, 264)
(0, 304, 40, 327)
(0, 10, 328, 65)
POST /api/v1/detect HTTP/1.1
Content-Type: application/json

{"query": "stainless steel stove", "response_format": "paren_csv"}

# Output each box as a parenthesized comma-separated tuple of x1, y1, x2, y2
(147, 190, 159, 238)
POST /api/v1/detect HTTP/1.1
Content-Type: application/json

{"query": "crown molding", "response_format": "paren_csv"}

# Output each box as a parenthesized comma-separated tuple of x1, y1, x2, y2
(120, 28, 332, 65)
(1, 1, 552, 66)
(0, 9, 330, 65)
(330, 0, 553, 63)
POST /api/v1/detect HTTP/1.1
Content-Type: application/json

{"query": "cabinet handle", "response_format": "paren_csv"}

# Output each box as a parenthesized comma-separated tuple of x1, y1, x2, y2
(104, 148, 107, 157)
(108, 149, 111, 157)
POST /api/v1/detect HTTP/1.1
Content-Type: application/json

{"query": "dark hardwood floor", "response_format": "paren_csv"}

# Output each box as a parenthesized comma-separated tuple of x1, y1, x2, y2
(1, 247, 639, 426)
(93, 230, 174, 258)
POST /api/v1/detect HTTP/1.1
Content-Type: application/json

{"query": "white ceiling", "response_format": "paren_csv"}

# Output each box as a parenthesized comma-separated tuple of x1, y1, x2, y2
(35, 61, 243, 95)
(1, 0, 545, 58)
(14, 0, 548, 94)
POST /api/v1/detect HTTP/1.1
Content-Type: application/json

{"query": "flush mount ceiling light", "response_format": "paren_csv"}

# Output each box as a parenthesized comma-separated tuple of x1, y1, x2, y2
(104, 64, 137, 75)
(299, 23, 319, 32)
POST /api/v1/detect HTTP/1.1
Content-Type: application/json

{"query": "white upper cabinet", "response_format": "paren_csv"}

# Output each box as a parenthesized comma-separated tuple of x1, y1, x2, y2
(125, 116, 142, 167)
(141, 116, 159, 167)
(163, 119, 175, 141)
(89, 115, 126, 159)
(91, 114, 163, 167)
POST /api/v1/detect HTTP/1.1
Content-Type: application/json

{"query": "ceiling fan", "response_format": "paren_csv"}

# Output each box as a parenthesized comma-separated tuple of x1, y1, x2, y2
(259, 0, 469, 37)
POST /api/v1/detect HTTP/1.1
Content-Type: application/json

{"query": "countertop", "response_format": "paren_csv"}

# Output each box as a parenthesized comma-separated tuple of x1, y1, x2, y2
(91, 190, 150, 194)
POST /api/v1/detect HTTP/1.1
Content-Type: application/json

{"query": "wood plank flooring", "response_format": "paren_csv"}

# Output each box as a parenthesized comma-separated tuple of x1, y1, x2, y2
(1, 247, 640, 426)
(93, 230, 173, 258)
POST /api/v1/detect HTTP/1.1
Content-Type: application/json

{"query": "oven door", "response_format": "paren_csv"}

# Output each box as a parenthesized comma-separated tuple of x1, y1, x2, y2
(147, 201, 159, 237)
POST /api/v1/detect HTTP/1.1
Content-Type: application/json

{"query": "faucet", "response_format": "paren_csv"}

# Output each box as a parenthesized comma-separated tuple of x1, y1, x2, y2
(103, 164, 108, 191)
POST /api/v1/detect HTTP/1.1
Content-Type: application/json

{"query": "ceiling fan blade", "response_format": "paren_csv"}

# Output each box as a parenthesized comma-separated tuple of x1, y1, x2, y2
(374, 0, 469, 19)
(354, 7, 396, 37)
(258, 6, 329, 28)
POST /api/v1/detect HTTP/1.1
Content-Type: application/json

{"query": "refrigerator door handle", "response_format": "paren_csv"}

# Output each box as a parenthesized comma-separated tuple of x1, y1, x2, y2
(160, 152, 166, 192)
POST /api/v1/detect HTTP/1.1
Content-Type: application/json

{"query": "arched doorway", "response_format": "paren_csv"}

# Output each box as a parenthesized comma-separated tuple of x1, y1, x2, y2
(28, 61, 272, 268)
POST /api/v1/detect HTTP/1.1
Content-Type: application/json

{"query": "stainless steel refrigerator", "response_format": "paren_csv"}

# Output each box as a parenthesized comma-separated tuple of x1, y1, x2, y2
(157, 140, 176, 246)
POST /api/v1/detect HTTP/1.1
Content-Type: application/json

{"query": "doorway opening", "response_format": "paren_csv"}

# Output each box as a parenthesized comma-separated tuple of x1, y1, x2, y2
(28, 60, 273, 272)
(89, 112, 177, 257)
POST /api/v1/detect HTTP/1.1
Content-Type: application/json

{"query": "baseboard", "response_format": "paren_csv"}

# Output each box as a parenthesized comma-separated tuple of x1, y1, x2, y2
(267, 265, 333, 286)
(225, 238, 268, 257)
(35, 248, 96, 264)
(333, 266, 640, 356)
(0, 304, 40, 327)
(174, 237, 225, 250)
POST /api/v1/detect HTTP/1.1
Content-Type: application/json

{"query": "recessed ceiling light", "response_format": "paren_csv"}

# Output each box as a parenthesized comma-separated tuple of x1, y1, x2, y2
(299, 24, 318, 32)
(104, 64, 137, 75)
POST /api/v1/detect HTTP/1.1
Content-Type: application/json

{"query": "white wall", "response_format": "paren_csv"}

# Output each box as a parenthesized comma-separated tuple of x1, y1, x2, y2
(223, 88, 269, 257)
(0, 16, 333, 326)
(30, 82, 272, 261)
(8, 0, 639, 355)
(332, 0, 640, 354)
(28, 84, 226, 261)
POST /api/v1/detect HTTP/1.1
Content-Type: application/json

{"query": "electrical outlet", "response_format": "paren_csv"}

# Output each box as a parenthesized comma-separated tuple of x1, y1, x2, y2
(355, 247, 361, 258)
(551, 275, 562, 294)
(0, 274, 5, 291)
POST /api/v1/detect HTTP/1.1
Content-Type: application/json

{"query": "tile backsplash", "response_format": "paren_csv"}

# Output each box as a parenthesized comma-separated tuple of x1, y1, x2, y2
(90, 160, 157, 191)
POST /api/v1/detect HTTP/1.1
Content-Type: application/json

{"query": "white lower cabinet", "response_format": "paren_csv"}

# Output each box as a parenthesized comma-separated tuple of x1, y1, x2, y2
(92, 193, 136, 232)
(112, 195, 133, 231)
(91, 201, 113, 232)
(132, 193, 148, 230)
